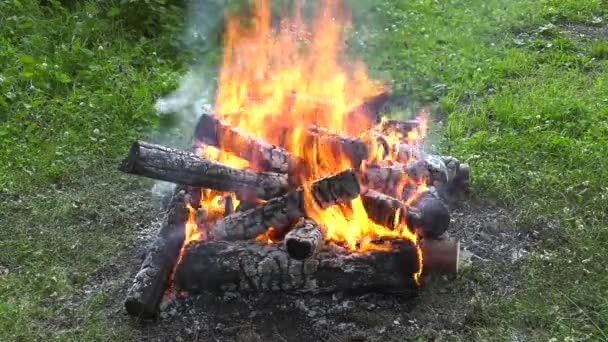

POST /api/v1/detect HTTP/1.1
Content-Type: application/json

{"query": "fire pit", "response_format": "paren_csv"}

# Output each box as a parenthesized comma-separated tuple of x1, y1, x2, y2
(119, 0, 470, 319)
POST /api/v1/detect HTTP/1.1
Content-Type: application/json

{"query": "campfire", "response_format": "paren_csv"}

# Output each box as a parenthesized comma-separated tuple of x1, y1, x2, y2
(120, 0, 470, 318)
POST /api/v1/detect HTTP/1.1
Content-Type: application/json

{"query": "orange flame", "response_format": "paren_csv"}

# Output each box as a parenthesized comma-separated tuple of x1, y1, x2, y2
(179, 0, 430, 285)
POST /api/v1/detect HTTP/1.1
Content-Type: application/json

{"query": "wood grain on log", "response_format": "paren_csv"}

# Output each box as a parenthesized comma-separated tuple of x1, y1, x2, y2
(359, 163, 406, 197)
(124, 187, 187, 318)
(119, 141, 289, 200)
(193, 112, 297, 174)
(212, 169, 360, 241)
(360, 189, 407, 230)
(175, 239, 419, 296)
(284, 219, 325, 260)
(306, 126, 369, 169)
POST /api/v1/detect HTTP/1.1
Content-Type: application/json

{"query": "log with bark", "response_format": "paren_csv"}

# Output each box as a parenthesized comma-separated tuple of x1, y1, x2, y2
(124, 187, 188, 318)
(284, 219, 325, 260)
(359, 163, 405, 198)
(174, 238, 420, 296)
(360, 189, 407, 230)
(361, 156, 455, 198)
(306, 126, 369, 169)
(211, 169, 360, 241)
(379, 119, 420, 136)
(406, 190, 450, 239)
(193, 112, 298, 174)
(119, 141, 289, 200)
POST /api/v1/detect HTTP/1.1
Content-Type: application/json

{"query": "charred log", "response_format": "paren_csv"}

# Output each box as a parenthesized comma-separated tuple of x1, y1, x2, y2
(124, 187, 187, 318)
(406, 156, 449, 186)
(212, 169, 360, 241)
(284, 219, 325, 260)
(452, 163, 470, 192)
(223, 196, 234, 217)
(306, 126, 370, 169)
(362, 156, 456, 198)
(119, 141, 289, 200)
(407, 191, 450, 239)
(360, 189, 407, 229)
(379, 119, 420, 136)
(193, 112, 298, 174)
(441, 156, 461, 183)
(359, 163, 405, 197)
(175, 239, 419, 296)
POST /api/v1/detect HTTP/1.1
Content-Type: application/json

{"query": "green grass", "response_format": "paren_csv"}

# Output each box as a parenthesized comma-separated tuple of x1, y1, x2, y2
(370, 0, 608, 339)
(0, 0, 189, 340)
(1, 0, 607, 340)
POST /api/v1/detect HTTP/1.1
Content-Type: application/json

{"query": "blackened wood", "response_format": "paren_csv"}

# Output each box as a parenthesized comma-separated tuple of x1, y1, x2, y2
(359, 163, 405, 198)
(175, 239, 419, 295)
(379, 119, 420, 135)
(235, 192, 265, 212)
(193, 112, 297, 174)
(119, 141, 289, 200)
(284, 219, 325, 260)
(441, 156, 461, 184)
(407, 191, 450, 239)
(307, 126, 369, 169)
(212, 169, 360, 241)
(362, 156, 454, 198)
(396, 142, 415, 163)
(407, 156, 449, 186)
(359, 130, 390, 162)
(452, 163, 470, 192)
(343, 91, 391, 136)
(124, 187, 187, 318)
(223, 196, 234, 217)
(360, 189, 407, 230)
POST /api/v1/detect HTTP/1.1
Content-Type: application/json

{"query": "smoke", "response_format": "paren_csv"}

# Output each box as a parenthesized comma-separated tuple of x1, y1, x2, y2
(154, 69, 214, 126)
(149, 0, 232, 199)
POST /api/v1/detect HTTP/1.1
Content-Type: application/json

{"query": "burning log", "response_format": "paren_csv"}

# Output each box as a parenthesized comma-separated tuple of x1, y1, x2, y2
(307, 126, 369, 169)
(343, 91, 391, 135)
(360, 189, 407, 229)
(362, 155, 458, 197)
(194, 112, 369, 173)
(174, 238, 420, 296)
(223, 196, 234, 217)
(406, 155, 449, 185)
(119, 141, 289, 200)
(212, 169, 360, 241)
(284, 219, 325, 260)
(234, 191, 265, 212)
(379, 118, 420, 135)
(124, 187, 187, 318)
(407, 190, 450, 239)
(359, 163, 404, 197)
(194, 112, 297, 174)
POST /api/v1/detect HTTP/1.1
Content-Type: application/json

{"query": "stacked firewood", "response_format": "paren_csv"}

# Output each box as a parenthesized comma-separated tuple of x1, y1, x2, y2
(120, 96, 469, 318)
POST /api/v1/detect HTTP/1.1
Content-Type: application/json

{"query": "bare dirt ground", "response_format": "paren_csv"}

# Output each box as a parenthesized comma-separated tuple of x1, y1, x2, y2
(94, 187, 538, 342)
